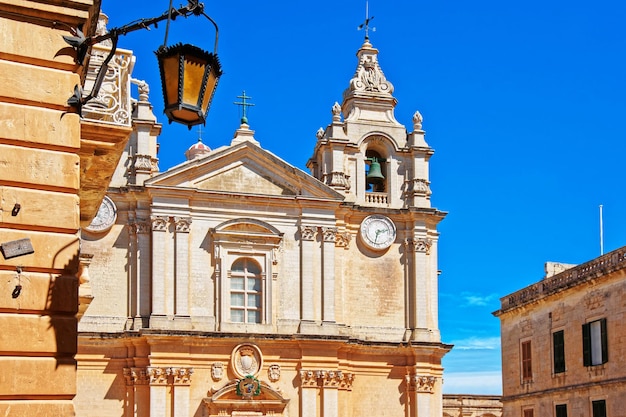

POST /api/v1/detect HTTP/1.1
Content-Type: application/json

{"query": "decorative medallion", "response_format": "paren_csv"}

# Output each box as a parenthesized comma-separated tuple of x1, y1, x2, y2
(85, 196, 117, 233)
(231, 343, 263, 379)
(211, 362, 224, 381)
(268, 364, 281, 382)
(236, 375, 261, 399)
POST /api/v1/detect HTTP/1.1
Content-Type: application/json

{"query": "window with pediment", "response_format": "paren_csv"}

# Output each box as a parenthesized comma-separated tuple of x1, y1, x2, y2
(211, 219, 282, 331)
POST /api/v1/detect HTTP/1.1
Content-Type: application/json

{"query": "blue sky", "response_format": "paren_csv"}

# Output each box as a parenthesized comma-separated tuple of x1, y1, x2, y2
(102, 0, 626, 394)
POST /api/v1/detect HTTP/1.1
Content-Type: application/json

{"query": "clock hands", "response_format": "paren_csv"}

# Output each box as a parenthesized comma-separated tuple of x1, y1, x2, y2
(374, 228, 388, 243)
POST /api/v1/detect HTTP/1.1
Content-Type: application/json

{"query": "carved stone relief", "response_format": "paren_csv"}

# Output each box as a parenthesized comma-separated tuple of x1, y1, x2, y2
(299, 369, 355, 390)
(406, 374, 436, 393)
(211, 362, 224, 382)
(268, 364, 281, 382)
(231, 344, 263, 379)
(300, 225, 317, 241)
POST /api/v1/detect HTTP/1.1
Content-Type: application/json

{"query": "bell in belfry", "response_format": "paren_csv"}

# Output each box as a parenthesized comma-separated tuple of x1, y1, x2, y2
(366, 157, 385, 185)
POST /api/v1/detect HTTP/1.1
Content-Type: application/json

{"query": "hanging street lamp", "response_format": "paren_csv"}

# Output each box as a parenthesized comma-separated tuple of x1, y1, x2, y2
(64, 0, 222, 128)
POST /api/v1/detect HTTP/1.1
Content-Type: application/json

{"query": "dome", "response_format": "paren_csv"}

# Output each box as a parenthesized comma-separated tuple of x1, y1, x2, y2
(185, 139, 211, 160)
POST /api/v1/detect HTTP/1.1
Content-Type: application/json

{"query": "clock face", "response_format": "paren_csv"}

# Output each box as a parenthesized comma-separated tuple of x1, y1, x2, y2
(360, 215, 396, 250)
(85, 196, 117, 233)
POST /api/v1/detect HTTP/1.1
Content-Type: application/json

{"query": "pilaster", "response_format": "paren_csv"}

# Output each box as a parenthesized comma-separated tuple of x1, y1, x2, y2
(151, 216, 169, 317)
(174, 217, 192, 316)
(300, 225, 317, 323)
(321, 227, 337, 323)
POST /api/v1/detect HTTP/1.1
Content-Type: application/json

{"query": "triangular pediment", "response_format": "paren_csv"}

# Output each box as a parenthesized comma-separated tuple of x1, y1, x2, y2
(146, 141, 344, 200)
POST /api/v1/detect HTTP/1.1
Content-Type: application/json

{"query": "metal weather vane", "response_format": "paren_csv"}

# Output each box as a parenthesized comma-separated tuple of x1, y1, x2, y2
(357, 1, 376, 40)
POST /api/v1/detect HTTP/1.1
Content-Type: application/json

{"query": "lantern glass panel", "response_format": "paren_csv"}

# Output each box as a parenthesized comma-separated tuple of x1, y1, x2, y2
(182, 56, 207, 107)
(161, 54, 180, 106)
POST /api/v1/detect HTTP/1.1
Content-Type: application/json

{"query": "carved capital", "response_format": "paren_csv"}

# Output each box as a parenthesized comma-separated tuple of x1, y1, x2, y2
(147, 367, 169, 385)
(123, 367, 149, 386)
(300, 225, 317, 241)
(151, 216, 169, 232)
(146, 367, 193, 385)
(299, 369, 354, 390)
(335, 232, 352, 249)
(406, 374, 436, 393)
(172, 367, 194, 385)
(321, 227, 338, 243)
(300, 370, 320, 387)
(131, 220, 151, 234)
(174, 217, 192, 233)
(405, 238, 432, 254)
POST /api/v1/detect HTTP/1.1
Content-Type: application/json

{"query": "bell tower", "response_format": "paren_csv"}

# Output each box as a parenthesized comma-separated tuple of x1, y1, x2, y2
(308, 38, 434, 210)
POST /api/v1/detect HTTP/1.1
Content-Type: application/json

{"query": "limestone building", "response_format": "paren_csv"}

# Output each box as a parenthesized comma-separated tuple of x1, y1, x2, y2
(494, 248, 626, 417)
(0, 1, 128, 416)
(75, 23, 453, 417)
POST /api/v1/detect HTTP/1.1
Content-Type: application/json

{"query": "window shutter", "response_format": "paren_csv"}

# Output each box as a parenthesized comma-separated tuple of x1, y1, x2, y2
(582, 322, 591, 366)
(600, 318, 608, 364)
(592, 400, 606, 417)
(553, 330, 565, 373)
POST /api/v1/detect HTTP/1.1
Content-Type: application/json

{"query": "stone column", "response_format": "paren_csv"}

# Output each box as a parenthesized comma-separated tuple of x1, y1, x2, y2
(300, 226, 317, 322)
(321, 227, 337, 322)
(174, 217, 192, 316)
(151, 216, 169, 317)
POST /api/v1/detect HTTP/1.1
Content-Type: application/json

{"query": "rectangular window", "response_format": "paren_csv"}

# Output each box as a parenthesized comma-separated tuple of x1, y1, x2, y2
(523, 409, 534, 417)
(521, 340, 532, 382)
(582, 319, 608, 366)
(592, 400, 606, 417)
(556, 404, 567, 417)
(553, 330, 565, 373)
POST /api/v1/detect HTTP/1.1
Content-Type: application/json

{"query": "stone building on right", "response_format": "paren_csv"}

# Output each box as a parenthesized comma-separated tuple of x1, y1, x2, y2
(493, 247, 626, 417)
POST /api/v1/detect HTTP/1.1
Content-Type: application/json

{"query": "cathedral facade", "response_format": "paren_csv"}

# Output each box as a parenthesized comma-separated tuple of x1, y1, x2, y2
(76, 34, 450, 417)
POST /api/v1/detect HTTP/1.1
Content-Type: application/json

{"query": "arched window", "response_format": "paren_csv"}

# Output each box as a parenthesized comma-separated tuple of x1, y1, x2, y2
(230, 258, 262, 323)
